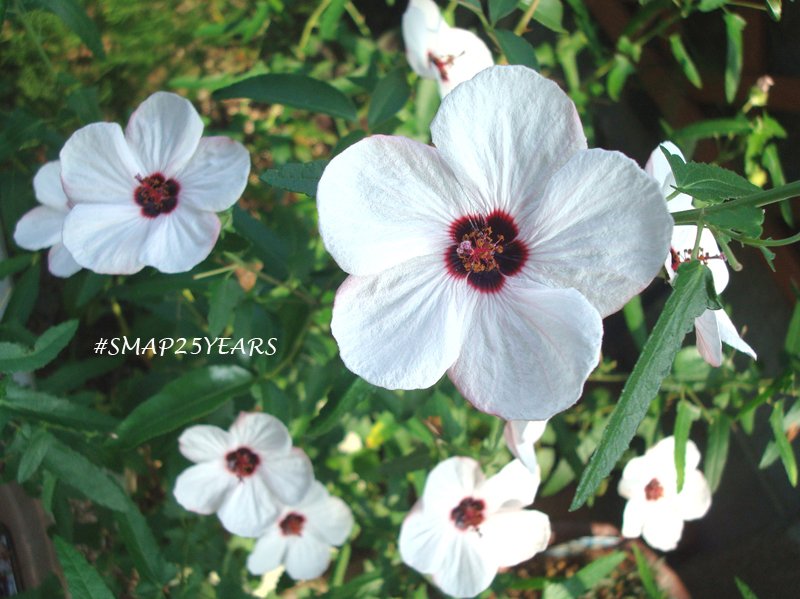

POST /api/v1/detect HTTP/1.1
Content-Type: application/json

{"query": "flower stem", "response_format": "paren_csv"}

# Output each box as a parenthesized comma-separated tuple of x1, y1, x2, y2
(514, 0, 541, 36)
(672, 180, 800, 225)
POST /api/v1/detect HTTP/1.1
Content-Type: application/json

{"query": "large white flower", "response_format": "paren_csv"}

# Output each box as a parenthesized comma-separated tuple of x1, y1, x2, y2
(59, 91, 250, 275)
(13, 161, 81, 277)
(246, 481, 354, 581)
(173, 412, 313, 538)
(504, 419, 547, 475)
(646, 142, 757, 367)
(399, 457, 550, 598)
(317, 66, 673, 421)
(402, 0, 494, 97)
(618, 436, 711, 552)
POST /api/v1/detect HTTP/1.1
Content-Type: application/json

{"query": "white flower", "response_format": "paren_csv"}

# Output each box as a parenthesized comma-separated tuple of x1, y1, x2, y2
(317, 66, 673, 421)
(246, 481, 354, 581)
(399, 457, 550, 598)
(173, 412, 313, 538)
(504, 419, 547, 474)
(402, 0, 494, 97)
(646, 142, 757, 367)
(618, 436, 711, 552)
(59, 91, 250, 275)
(13, 161, 81, 277)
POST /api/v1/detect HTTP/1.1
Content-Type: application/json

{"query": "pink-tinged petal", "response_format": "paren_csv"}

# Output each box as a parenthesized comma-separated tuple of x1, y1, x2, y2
(173, 461, 234, 515)
(178, 424, 231, 463)
(317, 136, 464, 277)
(422, 457, 484, 515)
(331, 256, 470, 391)
(176, 137, 250, 212)
(262, 448, 313, 506)
(677, 469, 712, 521)
(60, 122, 143, 204)
(14, 207, 64, 250)
(302, 483, 354, 546)
(229, 412, 291, 455)
(435, 28, 493, 97)
(479, 459, 539, 512)
(479, 509, 550, 568)
(694, 309, 723, 367)
(246, 528, 286, 575)
(284, 535, 332, 580)
(399, 504, 451, 575)
(217, 477, 279, 537)
(620, 500, 647, 539)
(716, 307, 757, 360)
(522, 148, 673, 318)
(62, 204, 148, 274)
(138, 205, 220, 273)
(504, 420, 547, 474)
(125, 92, 203, 177)
(402, 0, 447, 79)
(432, 534, 496, 599)
(48, 244, 81, 278)
(33, 161, 69, 209)
(641, 507, 684, 552)
(448, 283, 602, 420)
(431, 66, 586, 217)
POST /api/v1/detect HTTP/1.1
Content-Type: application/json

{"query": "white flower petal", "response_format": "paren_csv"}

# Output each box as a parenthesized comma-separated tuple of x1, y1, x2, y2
(522, 148, 673, 317)
(62, 203, 149, 274)
(284, 535, 332, 580)
(618, 455, 651, 500)
(176, 137, 250, 212)
(504, 420, 547, 474)
(422, 457, 483, 515)
(246, 529, 287, 575)
(716, 307, 757, 360)
(317, 136, 464, 277)
(677, 469, 712, 521)
(694, 309, 723, 367)
(125, 92, 203, 177)
(331, 256, 469, 391)
(138, 204, 220, 273)
(33, 161, 69, 209)
(302, 483, 354, 546)
(430, 65, 586, 216)
(173, 461, 234, 515)
(262, 448, 313, 506)
(399, 504, 451, 575)
(432, 534, 496, 599)
(48, 244, 82, 278)
(645, 141, 684, 198)
(668, 225, 728, 292)
(479, 509, 550, 568)
(229, 412, 292, 455)
(217, 477, 279, 537)
(435, 28, 493, 97)
(479, 459, 539, 512)
(60, 122, 143, 204)
(178, 424, 231, 463)
(641, 508, 684, 552)
(14, 207, 64, 250)
(402, 0, 447, 79)
(448, 284, 602, 420)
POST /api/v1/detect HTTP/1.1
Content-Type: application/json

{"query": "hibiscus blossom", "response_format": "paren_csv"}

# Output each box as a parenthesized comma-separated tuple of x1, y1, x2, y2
(173, 412, 313, 538)
(317, 66, 672, 421)
(247, 481, 354, 580)
(504, 419, 547, 474)
(402, 0, 493, 97)
(399, 457, 550, 598)
(646, 142, 757, 367)
(59, 91, 250, 275)
(13, 161, 81, 277)
(618, 436, 712, 552)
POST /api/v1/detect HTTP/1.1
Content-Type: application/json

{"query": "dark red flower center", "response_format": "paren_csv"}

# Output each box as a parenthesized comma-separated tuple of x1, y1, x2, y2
(450, 497, 485, 531)
(428, 51, 457, 82)
(134, 173, 179, 218)
(279, 512, 305, 536)
(645, 477, 664, 501)
(446, 211, 528, 293)
(225, 447, 260, 478)
(670, 246, 725, 272)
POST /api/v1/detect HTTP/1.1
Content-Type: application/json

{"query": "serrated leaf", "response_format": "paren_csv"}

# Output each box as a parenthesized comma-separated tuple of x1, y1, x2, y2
(495, 29, 539, 69)
(260, 160, 328, 197)
(213, 73, 357, 121)
(32, 0, 105, 58)
(674, 399, 700, 491)
(113, 365, 253, 449)
(115, 503, 172, 585)
(669, 34, 702, 88)
(663, 155, 760, 202)
(769, 400, 797, 486)
(724, 13, 745, 104)
(207, 277, 244, 337)
(571, 262, 712, 510)
(704, 205, 763, 238)
(17, 427, 53, 483)
(0, 319, 78, 373)
(489, 0, 518, 24)
(367, 68, 410, 129)
(54, 536, 115, 599)
(705, 414, 730, 492)
(2, 383, 118, 431)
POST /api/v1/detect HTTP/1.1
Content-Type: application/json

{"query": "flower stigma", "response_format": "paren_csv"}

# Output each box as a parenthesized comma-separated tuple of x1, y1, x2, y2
(670, 247, 725, 272)
(450, 497, 485, 531)
(279, 512, 306, 536)
(225, 447, 260, 479)
(645, 478, 664, 501)
(456, 227, 504, 273)
(134, 173, 179, 218)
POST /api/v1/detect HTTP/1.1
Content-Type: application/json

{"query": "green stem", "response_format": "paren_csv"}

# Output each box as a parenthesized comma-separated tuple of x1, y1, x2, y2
(514, 0, 541, 36)
(672, 180, 800, 225)
(296, 0, 331, 59)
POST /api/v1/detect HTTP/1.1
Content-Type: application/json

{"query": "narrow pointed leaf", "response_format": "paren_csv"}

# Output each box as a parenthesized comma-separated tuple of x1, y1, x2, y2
(367, 69, 410, 129)
(769, 400, 797, 486)
(54, 537, 115, 599)
(2, 383, 118, 431)
(674, 399, 700, 491)
(0, 319, 78, 373)
(260, 160, 328, 197)
(669, 34, 702, 88)
(705, 414, 731, 492)
(17, 428, 53, 483)
(723, 13, 745, 104)
(34, 0, 106, 58)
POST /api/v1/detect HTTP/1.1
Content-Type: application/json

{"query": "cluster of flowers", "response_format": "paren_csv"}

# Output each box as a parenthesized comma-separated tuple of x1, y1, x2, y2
(173, 412, 354, 580)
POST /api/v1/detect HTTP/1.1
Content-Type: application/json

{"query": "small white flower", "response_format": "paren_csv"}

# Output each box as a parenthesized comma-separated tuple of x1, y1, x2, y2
(59, 91, 250, 275)
(13, 161, 81, 277)
(646, 142, 757, 367)
(173, 412, 313, 538)
(618, 436, 711, 552)
(399, 457, 550, 598)
(504, 419, 547, 474)
(317, 66, 673, 421)
(402, 0, 494, 97)
(246, 481, 354, 581)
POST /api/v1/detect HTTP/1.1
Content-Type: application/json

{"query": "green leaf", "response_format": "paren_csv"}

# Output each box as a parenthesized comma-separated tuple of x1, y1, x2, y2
(723, 12, 745, 104)
(260, 160, 328, 197)
(662, 149, 760, 202)
(115, 504, 172, 585)
(527, 0, 566, 33)
(495, 29, 539, 69)
(765, 0, 781, 20)
(669, 34, 702, 88)
(632, 544, 664, 599)
(320, 0, 347, 39)
(735, 577, 760, 599)
(768, 400, 797, 486)
(607, 54, 634, 101)
(0, 253, 33, 279)
(571, 262, 712, 510)
(213, 73, 357, 121)
(672, 117, 752, 146)
(489, 0, 518, 24)
(698, 0, 727, 11)
(2, 384, 118, 431)
(232, 206, 288, 279)
(308, 376, 373, 438)
(623, 295, 647, 351)
(705, 414, 731, 492)
(367, 68, 410, 129)
(17, 427, 53, 483)
(207, 277, 244, 337)
(674, 400, 700, 492)
(53, 536, 115, 599)
(704, 204, 764, 238)
(785, 300, 800, 356)
(32, 0, 106, 58)
(0, 319, 78, 373)
(3, 263, 39, 327)
(543, 552, 626, 598)
(113, 365, 253, 449)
